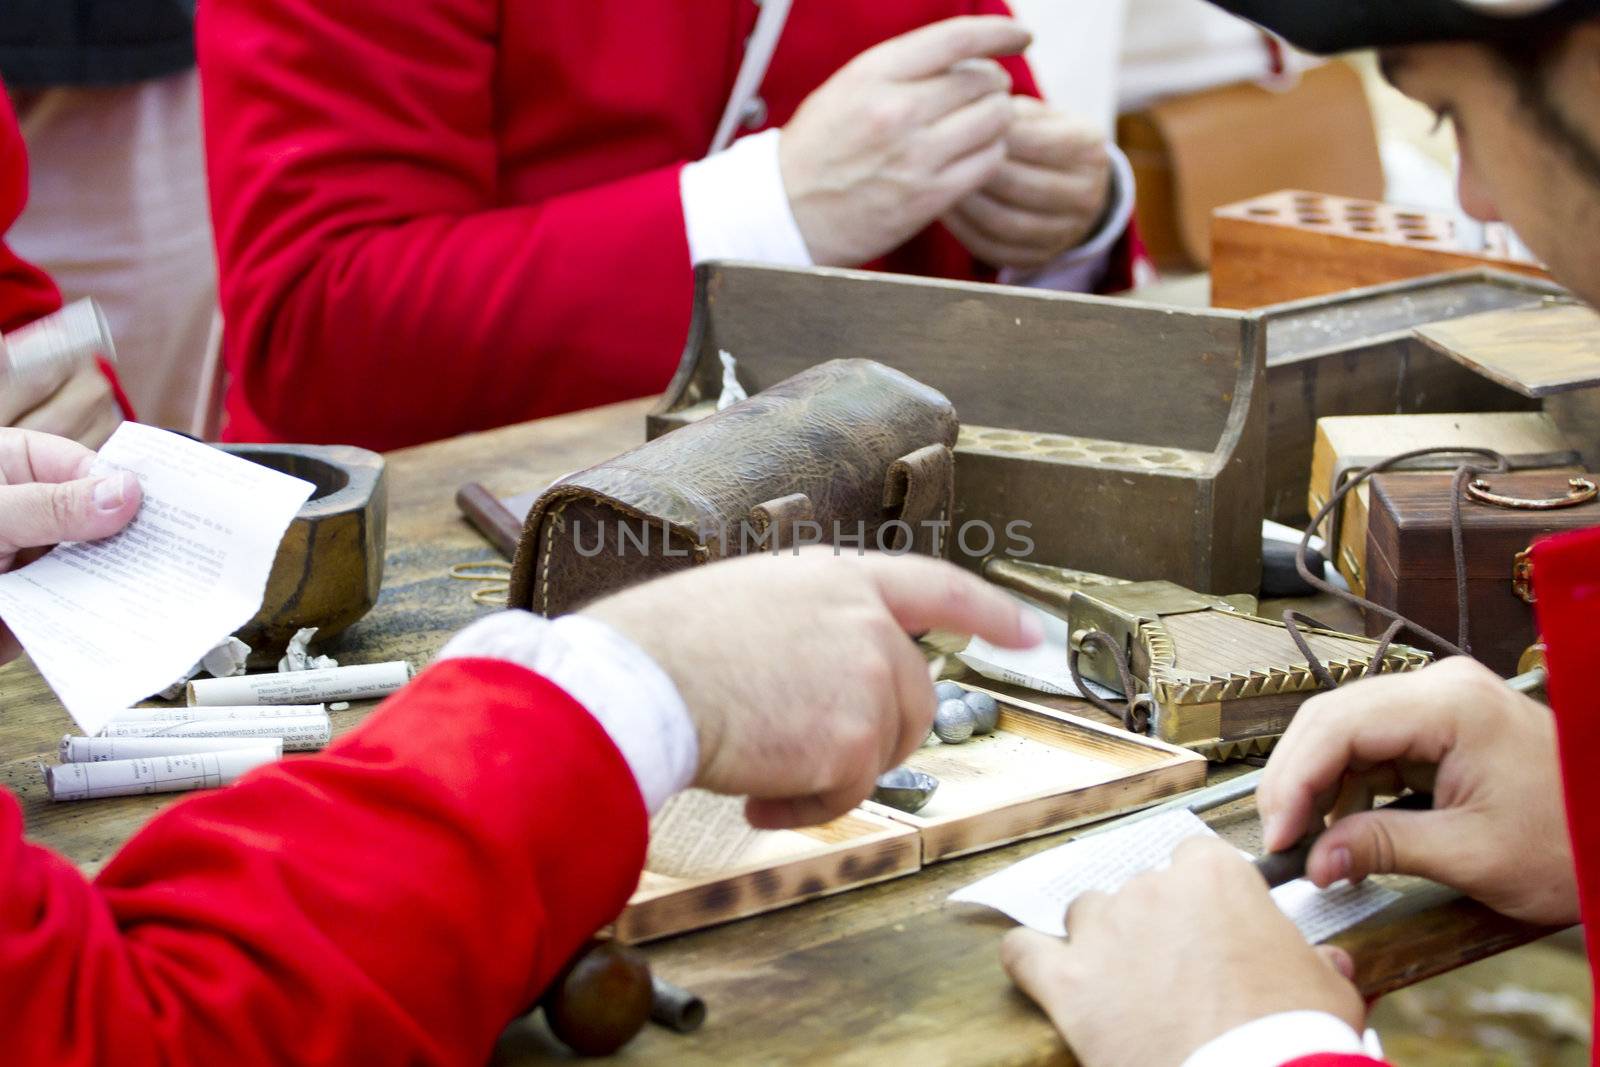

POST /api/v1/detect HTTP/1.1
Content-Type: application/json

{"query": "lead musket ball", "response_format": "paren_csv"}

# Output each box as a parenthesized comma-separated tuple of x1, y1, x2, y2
(934, 680, 966, 703)
(934, 699, 975, 744)
(963, 691, 999, 735)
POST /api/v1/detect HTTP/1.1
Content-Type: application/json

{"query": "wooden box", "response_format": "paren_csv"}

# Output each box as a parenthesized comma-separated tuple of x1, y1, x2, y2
(651, 261, 1265, 595)
(616, 796, 920, 943)
(1213, 190, 1550, 310)
(1366, 470, 1600, 675)
(1308, 413, 1580, 595)
(862, 688, 1205, 863)
(1256, 270, 1558, 524)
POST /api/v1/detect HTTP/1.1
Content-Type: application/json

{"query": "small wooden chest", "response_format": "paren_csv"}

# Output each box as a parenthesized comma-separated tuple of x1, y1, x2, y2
(1366, 470, 1600, 675)
(1308, 412, 1580, 596)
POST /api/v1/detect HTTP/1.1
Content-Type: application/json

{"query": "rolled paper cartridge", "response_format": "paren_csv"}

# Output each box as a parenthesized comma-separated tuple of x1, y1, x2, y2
(0, 298, 115, 392)
(106, 704, 325, 723)
(99, 714, 332, 751)
(188, 662, 412, 707)
(46, 747, 278, 802)
(60, 735, 284, 763)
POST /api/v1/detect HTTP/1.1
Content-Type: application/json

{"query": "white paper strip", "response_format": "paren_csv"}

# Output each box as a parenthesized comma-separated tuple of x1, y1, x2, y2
(949, 809, 1400, 944)
(99, 715, 331, 752)
(187, 662, 411, 707)
(959, 599, 1119, 700)
(105, 704, 324, 723)
(0, 423, 314, 735)
(46, 747, 280, 802)
(60, 735, 284, 763)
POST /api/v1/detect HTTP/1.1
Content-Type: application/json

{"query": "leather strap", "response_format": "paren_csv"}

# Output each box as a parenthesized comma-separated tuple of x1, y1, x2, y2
(883, 443, 954, 554)
(749, 492, 814, 551)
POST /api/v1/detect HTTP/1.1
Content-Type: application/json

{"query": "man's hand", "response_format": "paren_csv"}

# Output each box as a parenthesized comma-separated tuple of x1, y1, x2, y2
(1, 359, 122, 448)
(0, 428, 142, 662)
(582, 551, 1041, 829)
(1002, 837, 1365, 1067)
(779, 16, 1031, 267)
(943, 96, 1112, 271)
(1258, 657, 1578, 926)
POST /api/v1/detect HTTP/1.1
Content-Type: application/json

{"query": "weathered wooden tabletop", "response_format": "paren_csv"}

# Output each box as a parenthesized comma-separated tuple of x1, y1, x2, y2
(0, 398, 1552, 1066)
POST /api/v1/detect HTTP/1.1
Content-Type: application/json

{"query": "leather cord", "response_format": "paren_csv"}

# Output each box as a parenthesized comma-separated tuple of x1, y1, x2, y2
(1068, 629, 1147, 733)
(1288, 446, 1514, 686)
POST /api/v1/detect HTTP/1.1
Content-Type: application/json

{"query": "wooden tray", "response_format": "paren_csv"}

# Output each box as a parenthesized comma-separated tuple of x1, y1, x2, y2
(615, 795, 919, 943)
(863, 687, 1206, 863)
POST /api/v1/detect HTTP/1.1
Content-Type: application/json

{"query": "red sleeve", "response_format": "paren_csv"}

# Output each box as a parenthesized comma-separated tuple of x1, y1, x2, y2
(0, 659, 648, 1067)
(0, 84, 63, 334)
(1532, 525, 1600, 1055)
(1283, 1058, 1390, 1066)
(197, 0, 694, 451)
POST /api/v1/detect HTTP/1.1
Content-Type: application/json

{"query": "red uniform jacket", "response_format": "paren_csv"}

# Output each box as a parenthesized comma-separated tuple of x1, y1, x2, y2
(1, 88, 132, 417)
(199, 1, 1134, 451)
(0, 660, 647, 1066)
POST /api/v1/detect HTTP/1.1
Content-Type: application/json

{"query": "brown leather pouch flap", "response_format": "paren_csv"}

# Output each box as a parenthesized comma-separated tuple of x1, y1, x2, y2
(1119, 61, 1384, 268)
(509, 359, 958, 616)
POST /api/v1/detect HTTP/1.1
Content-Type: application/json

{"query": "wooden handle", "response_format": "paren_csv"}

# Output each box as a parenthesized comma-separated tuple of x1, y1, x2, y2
(455, 482, 522, 560)
(1254, 792, 1433, 888)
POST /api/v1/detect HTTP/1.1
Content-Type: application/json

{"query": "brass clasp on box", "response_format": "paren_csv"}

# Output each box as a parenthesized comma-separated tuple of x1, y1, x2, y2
(1467, 476, 1598, 511)
(1512, 548, 1536, 605)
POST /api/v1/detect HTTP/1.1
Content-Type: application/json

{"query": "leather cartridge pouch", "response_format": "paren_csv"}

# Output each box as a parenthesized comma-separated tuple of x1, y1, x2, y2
(508, 359, 958, 616)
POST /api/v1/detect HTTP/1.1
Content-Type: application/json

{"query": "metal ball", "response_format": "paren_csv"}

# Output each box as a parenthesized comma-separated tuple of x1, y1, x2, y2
(963, 691, 999, 735)
(934, 680, 967, 703)
(933, 699, 975, 744)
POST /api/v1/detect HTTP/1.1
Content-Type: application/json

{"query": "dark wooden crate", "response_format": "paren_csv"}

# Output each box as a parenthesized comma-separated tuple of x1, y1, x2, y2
(1366, 471, 1600, 675)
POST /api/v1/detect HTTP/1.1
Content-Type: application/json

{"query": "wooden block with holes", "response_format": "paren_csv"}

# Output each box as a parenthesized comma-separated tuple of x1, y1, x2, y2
(861, 688, 1205, 864)
(651, 262, 1268, 595)
(1212, 190, 1551, 310)
(615, 794, 921, 943)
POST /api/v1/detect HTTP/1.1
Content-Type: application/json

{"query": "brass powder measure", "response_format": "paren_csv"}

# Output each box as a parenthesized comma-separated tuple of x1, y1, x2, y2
(984, 559, 1431, 761)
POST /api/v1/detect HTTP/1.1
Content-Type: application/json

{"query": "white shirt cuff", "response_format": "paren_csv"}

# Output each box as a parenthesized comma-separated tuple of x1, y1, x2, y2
(680, 128, 814, 268)
(438, 611, 698, 813)
(1181, 1011, 1382, 1067)
(1000, 140, 1136, 293)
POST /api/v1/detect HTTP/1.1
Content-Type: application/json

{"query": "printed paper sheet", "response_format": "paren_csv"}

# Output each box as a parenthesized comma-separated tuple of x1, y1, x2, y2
(0, 424, 312, 735)
(949, 809, 1399, 943)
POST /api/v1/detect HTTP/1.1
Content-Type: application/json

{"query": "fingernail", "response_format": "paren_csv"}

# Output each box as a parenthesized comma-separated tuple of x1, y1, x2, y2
(93, 472, 134, 512)
(1261, 813, 1284, 850)
(1018, 611, 1045, 646)
(1328, 847, 1352, 883)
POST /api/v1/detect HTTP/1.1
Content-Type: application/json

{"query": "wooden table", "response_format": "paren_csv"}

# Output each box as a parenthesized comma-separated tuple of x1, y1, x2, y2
(0, 399, 1553, 1066)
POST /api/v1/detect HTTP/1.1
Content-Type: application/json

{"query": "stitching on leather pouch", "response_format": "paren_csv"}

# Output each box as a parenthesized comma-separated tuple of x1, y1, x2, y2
(538, 497, 571, 616)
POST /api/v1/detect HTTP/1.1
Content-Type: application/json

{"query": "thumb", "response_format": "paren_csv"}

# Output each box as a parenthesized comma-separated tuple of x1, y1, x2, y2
(1316, 945, 1356, 983)
(1307, 808, 1461, 888)
(0, 471, 142, 555)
